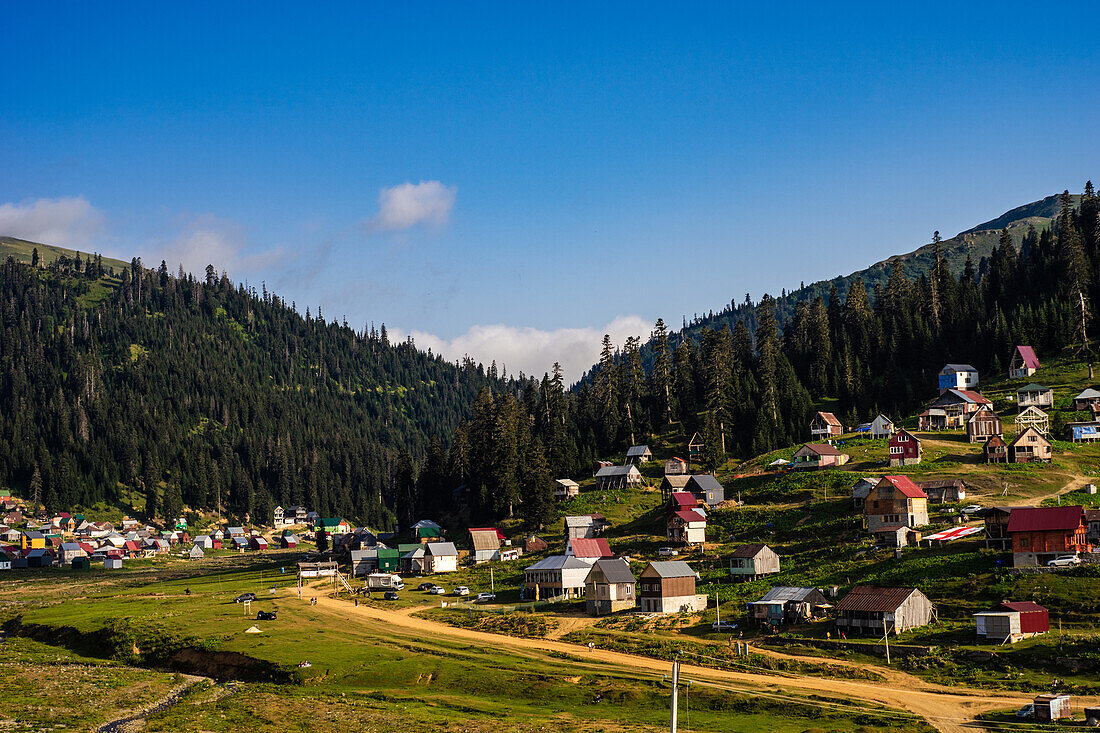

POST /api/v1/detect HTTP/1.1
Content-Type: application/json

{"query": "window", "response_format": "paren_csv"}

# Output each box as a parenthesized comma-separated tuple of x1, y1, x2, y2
(898, 434, 908, 443)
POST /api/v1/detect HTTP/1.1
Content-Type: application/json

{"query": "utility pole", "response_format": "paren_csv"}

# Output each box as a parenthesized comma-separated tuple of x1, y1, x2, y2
(669, 659, 680, 733)
(883, 617, 891, 665)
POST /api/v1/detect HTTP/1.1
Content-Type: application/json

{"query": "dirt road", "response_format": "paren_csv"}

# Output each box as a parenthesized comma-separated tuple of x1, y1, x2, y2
(308, 593, 1042, 733)
(96, 674, 209, 733)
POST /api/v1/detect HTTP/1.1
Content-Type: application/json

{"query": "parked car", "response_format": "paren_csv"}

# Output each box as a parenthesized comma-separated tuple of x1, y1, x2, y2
(429, 585, 446, 595)
(383, 591, 400, 601)
(961, 505, 983, 515)
(475, 592, 496, 602)
(256, 610, 277, 620)
(711, 621, 737, 631)
(417, 582, 435, 591)
(233, 592, 257, 603)
(658, 547, 679, 557)
(454, 586, 470, 596)
(1048, 555, 1082, 567)
(1015, 703, 1034, 719)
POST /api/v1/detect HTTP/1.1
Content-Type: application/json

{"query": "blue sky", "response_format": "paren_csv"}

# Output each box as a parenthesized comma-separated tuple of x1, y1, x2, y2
(3, 3, 1099, 379)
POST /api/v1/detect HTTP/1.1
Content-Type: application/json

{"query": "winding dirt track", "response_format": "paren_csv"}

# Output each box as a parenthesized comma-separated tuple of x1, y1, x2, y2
(307, 593, 1071, 733)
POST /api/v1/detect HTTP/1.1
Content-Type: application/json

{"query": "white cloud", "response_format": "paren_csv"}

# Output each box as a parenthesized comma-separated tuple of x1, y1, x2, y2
(0, 196, 105, 249)
(146, 214, 288, 277)
(395, 315, 652, 383)
(365, 180, 456, 232)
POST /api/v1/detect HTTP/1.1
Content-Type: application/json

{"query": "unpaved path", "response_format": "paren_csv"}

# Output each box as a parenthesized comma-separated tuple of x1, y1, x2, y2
(1022, 474, 1091, 506)
(307, 592, 1055, 733)
(96, 674, 208, 733)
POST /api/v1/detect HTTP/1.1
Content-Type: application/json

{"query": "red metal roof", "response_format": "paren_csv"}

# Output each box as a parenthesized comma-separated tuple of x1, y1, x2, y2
(469, 527, 507, 541)
(674, 509, 706, 523)
(669, 492, 698, 507)
(879, 475, 927, 499)
(817, 411, 842, 427)
(568, 538, 612, 558)
(1015, 346, 1041, 370)
(1007, 506, 1085, 533)
(994, 601, 1047, 613)
(957, 390, 992, 404)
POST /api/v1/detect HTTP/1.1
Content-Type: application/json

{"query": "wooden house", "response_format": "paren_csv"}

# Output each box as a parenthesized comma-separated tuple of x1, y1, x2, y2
(975, 601, 1048, 643)
(584, 558, 637, 615)
(916, 479, 966, 504)
(666, 508, 706, 546)
(666, 491, 700, 516)
(865, 476, 929, 533)
(967, 408, 1002, 443)
(523, 555, 591, 600)
(664, 457, 688, 475)
(58, 542, 86, 564)
(553, 479, 580, 500)
(747, 586, 831, 625)
(887, 429, 922, 466)
(1008, 426, 1052, 463)
(1073, 388, 1100, 412)
(1014, 406, 1049, 436)
(938, 363, 979, 393)
(193, 535, 215, 549)
(851, 478, 877, 511)
(925, 389, 993, 429)
(1007, 506, 1091, 567)
(790, 443, 849, 470)
(984, 434, 1008, 464)
(594, 464, 643, 490)
(869, 414, 895, 440)
(469, 528, 503, 563)
(566, 537, 613, 563)
(1016, 383, 1054, 410)
(685, 474, 725, 507)
(249, 536, 268, 551)
(727, 544, 780, 580)
(638, 561, 706, 614)
(563, 514, 607, 540)
(834, 586, 934, 635)
(425, 542, 458, 573)
(625, 445, 653, 464)
(1008, 346, 1040, 379)
(809, 411, 843, 439)
(273, 506, 284, 526)
(187, 545, 205, 559)
(277, 534, 298, 549)
(592, 460, 613, 476)
(659, 474, 691, 500)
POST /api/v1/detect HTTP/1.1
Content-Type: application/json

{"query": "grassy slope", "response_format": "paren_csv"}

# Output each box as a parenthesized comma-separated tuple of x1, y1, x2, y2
(0, 556, 928, 733)
(0, 235, 130, 272)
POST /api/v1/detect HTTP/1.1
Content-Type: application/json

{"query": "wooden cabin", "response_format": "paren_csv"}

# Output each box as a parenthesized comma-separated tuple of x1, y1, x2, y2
(1008, 426, 1052, 463)
(869, 414, 895, 440)
(727, 544, 780, 581)
(809, 411, 843, 439)
(834, 586, 934, 635)
(1008, 346, 1040, 379)
(967, 408, 1002, 443)
(1016, 383, 1054, 410)
(584, 558, 637, 615)
(638, 561, 705, 614)
(984, 434, 1008, 464)
(887, 429, 921, 466)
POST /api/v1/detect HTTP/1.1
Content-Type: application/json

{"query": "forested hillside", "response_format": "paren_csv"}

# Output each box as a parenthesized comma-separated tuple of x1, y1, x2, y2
(491, 186, 1100, 491)
(0, 252, 506, 529)
(3, 186, 1099, 532)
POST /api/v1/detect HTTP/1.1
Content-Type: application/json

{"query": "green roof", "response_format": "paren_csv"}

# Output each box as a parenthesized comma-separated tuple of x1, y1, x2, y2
(1018, 383, 1050, 392)
(316, 517, 347, 528)
(416, 526, 441, 537)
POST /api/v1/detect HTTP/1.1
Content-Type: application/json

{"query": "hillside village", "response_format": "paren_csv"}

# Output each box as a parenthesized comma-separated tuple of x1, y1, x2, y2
(7, 345, 1100, 723)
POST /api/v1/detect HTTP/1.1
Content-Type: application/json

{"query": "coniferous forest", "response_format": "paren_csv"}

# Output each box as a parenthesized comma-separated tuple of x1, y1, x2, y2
(1, 187, 1097, 529)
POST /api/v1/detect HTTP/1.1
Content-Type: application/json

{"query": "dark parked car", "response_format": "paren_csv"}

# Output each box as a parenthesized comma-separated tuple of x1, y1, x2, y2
(257, 610, 277, 620)
(383, 591, 400, 601)
(417, 582, 434, 591)
(233, 593, 257, 603)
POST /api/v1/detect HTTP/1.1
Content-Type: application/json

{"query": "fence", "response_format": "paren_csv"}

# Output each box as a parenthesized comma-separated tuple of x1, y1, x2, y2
(441, 596, 571, 614)
(759, 636, 938, 659)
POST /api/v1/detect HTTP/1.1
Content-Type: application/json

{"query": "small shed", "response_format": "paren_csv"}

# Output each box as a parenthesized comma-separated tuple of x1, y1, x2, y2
(685, 474, 725, 507)
(1066, 421, 1100, 443)
(105, 557, 122, 570)
(975, 601, 1048, 643)
(1034, 694, 1071, 722)
(747, 586, 831, 624)
(594, 465, 643, 490)
(625, 445, 653, 464)
(728, 544, 780, 580)
(188, 545, 205, 559)
(553, 479, 580, 501)
(1074, 388, 1100, 412)
(984, 434, 1008, 464)
(664, 457, 688, 475)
